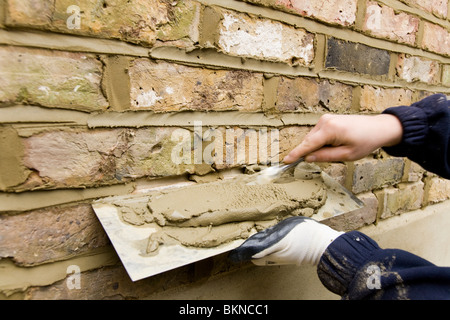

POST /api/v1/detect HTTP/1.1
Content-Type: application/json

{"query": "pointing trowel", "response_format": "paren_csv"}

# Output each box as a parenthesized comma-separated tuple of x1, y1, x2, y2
(92, 165, 363, 282)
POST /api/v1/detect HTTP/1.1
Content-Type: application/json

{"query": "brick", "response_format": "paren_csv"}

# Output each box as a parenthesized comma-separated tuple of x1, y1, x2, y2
(443, 65, 450, 87)
(275, 77, 353, 113)
(426, 177, 450, 203)
(251, 0, 358, 26)
(402, 160, 426, 182)
(325, 37, 391, 76)
(4, 0, 53, 27)
(0, 204, 109, 266)
(422, 22, 450, 56)
(359, 86, 413, 112)
(0, 46, 107, 112)
(156, 1, 201, 45)
(323, 192, 377, 231)
(363, 2, 419, 45)
(400, 0, 448, 19)
(2, 128, 179, 191)
(375, 181, 424, 219)
(351, 157, 405, 193)
(278, 126, 310, 160)
(5, 0, 200, 47)
(15, 127, 208, 191)
(212, 126, 283, 168)
(396, 54, 440, 84)
(216, 10, 314, 65)
(25, 265, 131, 299)
(0, 127, 30, 191)
(322, 163, 348, 186)
(129, 59, 264, 111)
(11, 125, 286, 191)
(24, 262, 187, 299)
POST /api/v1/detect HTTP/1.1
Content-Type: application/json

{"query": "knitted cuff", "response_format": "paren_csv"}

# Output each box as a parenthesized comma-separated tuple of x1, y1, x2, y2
(317, 231, 380, 296)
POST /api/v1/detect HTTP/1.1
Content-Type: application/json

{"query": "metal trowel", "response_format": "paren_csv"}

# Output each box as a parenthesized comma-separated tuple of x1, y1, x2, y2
(92, 164, 364, 282)
(250, 157, 305, 185)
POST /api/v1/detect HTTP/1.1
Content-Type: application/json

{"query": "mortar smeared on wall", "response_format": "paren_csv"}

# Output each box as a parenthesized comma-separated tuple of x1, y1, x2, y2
(111, 162, 327, 254)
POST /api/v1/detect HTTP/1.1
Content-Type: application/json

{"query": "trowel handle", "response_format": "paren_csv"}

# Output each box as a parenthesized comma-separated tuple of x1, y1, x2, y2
(282, 157, 305, 171)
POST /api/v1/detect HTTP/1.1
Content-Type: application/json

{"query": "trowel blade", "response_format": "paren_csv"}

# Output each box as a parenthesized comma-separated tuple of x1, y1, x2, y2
(91, 172, 363, 281)
(315, 171, 364, 220)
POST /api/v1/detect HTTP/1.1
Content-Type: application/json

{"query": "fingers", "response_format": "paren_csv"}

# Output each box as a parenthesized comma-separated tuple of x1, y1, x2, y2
(283, 115, 337, 163)
(306, 145, 356, 162)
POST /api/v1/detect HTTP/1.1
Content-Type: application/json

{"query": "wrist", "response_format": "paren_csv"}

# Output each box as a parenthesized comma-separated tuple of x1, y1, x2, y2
(375, 114, 403, 147)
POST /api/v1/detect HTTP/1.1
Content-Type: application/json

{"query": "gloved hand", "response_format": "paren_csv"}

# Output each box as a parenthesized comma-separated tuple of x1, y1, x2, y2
(229, 216, 344, 266)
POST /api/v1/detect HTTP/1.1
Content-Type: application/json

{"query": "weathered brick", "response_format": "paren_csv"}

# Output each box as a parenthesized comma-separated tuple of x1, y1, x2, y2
(275, 77, 353, 113)
(10, 125, 285, 191)
(5, 0, 200, 48)
(323, 192, 377, 231)
(396, 54, 440, 84)
(247, 0, 358, 26)
(0, 204, 109, 266)
(129, 59, 264, 111)
(19, 127, 210, 190)
(0, 127, 30, 191)
(359, 86, 413, 112)
(375, 181, 424, 219)
(211, 126, 283, 169)
(426, 176, 450, 203)
(24, 261, 193, 299)
(322, 163, 348, 186)
(422, 22, 450, 56)
(363, 2, 419, 45)
(402, 160, 426, 182)
(351, 157, 405, 193)
(278, 126, 310, 160)
(325, 38, 391, 76)
(216, 10, 314, 65)
(156, 1, 201, 45)
(4, 0, 53, 27)
(400, 0, 448, 19)
(443, 65, 450, 87)
(0, 46, 107, 112)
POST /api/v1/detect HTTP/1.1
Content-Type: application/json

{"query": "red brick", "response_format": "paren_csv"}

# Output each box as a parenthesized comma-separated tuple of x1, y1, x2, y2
(273, 0, 358, 26)
(401, 0, 448, 19)
(422, 22, 450, 56)
(363, 2, 419, 45)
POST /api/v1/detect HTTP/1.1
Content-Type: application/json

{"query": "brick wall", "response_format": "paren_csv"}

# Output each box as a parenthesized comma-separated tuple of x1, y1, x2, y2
(0, 0, 449, 299)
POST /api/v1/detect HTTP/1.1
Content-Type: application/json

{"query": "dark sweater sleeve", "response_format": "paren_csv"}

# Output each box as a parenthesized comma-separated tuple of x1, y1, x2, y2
(318, 231, 450, 300)
(382, 94, 450, 179)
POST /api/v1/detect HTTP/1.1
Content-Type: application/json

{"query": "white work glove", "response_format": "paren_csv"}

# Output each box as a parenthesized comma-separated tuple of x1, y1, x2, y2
(229, 217, 344, 266)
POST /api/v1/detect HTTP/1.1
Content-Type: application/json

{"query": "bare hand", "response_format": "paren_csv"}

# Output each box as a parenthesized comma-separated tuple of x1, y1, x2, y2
(283, 114, 403, 163)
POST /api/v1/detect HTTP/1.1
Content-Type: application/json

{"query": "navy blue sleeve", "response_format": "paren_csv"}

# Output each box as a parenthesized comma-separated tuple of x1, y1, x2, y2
(317, 231, 450, 300)
(382, 94, 450, 179)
